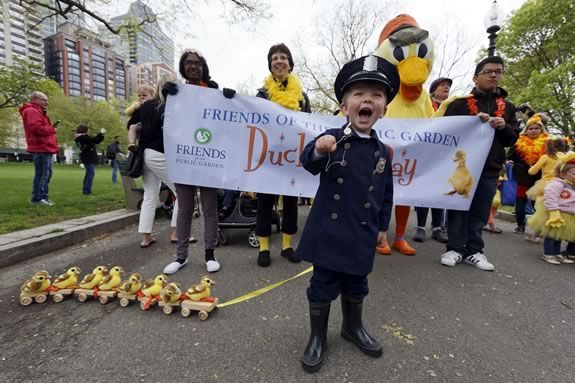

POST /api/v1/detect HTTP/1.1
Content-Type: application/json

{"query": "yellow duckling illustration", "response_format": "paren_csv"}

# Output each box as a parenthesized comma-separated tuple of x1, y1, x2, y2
(119, 273, 143, 295)
(160, 282, 182, 304)
(52, 266, 82, 289)
(21, 270, 51, 293)
(79, 266, 109, 289)
(186, 276, 215, 302)
(98, 266, 125, 291)
(141, 274, 168, 297)
(446, 150, 473, 198)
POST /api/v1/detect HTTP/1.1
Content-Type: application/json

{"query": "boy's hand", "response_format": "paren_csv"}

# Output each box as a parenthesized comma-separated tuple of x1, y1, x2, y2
(377, 231, 387, 247)
(315, 135, 337, 155)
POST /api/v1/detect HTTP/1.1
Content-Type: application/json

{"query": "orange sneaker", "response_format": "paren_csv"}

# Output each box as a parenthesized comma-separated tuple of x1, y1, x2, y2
(392, 239, 416, 255)
(376, 241, 392, 255)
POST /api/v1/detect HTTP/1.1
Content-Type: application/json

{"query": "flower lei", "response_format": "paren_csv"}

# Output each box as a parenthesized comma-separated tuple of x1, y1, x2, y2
(514, 133, 548, 166)
(263, 73, 304, 111)
(466, 96, 505, 117)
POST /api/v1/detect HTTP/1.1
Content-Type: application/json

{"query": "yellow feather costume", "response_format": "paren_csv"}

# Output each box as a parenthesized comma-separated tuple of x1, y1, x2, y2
(263, 73, 304, 111)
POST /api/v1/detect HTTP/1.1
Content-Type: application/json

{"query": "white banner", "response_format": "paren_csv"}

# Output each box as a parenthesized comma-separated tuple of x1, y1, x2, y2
(164, 85, 494, 210)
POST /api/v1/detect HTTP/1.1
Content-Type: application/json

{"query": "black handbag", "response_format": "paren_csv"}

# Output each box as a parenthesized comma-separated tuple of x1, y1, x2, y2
(127, 148, 144, 178)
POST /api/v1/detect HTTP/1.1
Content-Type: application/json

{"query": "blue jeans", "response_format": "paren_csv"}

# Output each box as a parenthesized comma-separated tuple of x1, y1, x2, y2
(32, 153, 53, 202)
(447, 176, 498, 257)
(111, 159, 119, 184)
(83, 163, 96, 194)
(543, 237, 561, 255)
(416, 207, 445, 228)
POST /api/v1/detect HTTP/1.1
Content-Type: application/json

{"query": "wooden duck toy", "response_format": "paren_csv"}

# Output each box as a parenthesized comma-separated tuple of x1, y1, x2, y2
(446, 150, 473, 198)
(50, 266, 81, 302)
(139, 274, 168, 310)
(158, 282, 183, 315)
(118, 272, 143, 307)
(186, 276, 215, 302)
(97, 266, 125, 304)
(75, 266, 108, 302)
(20, 270, 51, 305)
(181, 276, 218, 320)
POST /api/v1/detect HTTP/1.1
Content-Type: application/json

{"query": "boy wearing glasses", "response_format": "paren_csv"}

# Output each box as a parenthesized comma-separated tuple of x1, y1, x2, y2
(434, 56, 518, 271)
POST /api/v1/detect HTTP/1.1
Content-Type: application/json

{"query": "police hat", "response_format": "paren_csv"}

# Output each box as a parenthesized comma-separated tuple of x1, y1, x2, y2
(334, 55, 399, 103)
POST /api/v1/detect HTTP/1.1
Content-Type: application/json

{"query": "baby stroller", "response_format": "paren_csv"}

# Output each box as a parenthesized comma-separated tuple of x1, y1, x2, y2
(217, 191, 281, 248)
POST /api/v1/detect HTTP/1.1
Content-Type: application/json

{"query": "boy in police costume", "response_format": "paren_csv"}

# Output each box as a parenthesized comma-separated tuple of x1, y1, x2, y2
(296, 54, 399, 373)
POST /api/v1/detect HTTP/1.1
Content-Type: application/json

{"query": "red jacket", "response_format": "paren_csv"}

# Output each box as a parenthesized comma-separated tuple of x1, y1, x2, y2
(19, 102, 59, 154)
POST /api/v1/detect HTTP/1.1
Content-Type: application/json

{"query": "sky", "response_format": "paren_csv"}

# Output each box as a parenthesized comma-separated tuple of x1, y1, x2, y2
(104, 0, 528, 98)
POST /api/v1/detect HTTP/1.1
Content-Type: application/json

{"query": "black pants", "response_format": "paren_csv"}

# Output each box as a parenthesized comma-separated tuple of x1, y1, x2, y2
(307, 265, 369, 303)
(256, 193, 298, 237)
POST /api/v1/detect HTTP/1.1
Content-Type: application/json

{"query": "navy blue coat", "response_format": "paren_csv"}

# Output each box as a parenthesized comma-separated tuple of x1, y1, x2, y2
(296, 126, 394, 276)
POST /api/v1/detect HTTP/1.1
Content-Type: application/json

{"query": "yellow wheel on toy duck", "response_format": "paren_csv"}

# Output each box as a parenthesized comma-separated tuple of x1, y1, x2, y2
(20, 296, 33, 306)
(181, 308, 191, 318)
(35, 294, 47, 304)
(198, 310, 209, 321)
(120, 298, 130, 307)
(99, 296, 109, 305)
(77, 293, 87, 302)
(53, 293, 64, 303)
(163, 306, 173, 315)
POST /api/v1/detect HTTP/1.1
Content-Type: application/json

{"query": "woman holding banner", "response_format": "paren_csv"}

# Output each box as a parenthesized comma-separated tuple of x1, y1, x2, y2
(162, 49, 231, 275)
(255, 43, 311, 267)
(133, 75, 179, 249)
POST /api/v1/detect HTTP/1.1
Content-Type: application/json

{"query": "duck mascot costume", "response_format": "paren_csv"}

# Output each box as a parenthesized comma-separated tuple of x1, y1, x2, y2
(374, 14, 435, 255)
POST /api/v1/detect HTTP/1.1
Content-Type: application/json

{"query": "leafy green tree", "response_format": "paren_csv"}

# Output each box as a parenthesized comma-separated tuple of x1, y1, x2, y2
(0, 59, 44, 110)
(497, 0, 575, 134)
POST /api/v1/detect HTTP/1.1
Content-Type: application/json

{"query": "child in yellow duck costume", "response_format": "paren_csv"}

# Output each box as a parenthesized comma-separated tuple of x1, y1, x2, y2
(374, 14, 435, 255)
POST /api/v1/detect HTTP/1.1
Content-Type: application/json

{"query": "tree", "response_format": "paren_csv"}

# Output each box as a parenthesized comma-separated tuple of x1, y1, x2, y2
(20, 0, 269, 37)
(294, 0, 401, 114)
(496, 0, 575, 134)
(427, 16, 480, 96)
(0, 59, 45, 110)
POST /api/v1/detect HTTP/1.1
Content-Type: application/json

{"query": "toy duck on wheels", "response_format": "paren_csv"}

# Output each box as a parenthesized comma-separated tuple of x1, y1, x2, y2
(20, 271, 52, 305)
(181, 276, 218, 320)
(74, 266, 108, 302)
(117, 273, 144, 307)
(374, 14, 435, 256)
(49, 266, 81, 302)
(139, 274, 168, 311)
(97, 266, 124, 304)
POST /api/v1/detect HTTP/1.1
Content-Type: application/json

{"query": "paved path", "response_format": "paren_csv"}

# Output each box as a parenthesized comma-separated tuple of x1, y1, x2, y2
(0, 209, 573, 382)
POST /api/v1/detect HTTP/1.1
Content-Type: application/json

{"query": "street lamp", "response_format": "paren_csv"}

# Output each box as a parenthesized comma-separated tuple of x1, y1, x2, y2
(484, 0, 505, 57)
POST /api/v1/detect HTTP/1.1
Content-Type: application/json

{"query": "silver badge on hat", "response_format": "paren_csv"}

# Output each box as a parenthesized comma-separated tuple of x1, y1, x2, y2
(363, 55, 378, 72)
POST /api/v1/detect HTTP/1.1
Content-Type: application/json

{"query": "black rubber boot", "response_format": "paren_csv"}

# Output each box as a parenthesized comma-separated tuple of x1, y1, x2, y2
(301, 301, 330, 373)
(340, 295, 383, 357)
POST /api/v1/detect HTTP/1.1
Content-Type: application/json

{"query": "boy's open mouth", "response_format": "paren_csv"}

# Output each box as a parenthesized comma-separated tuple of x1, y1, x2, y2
(358, 107, 373, 119)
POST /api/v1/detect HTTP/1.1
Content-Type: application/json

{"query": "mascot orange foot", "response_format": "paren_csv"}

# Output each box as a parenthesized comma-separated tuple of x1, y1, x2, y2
(392, 239, 416, 255)
(376, 240, 392, 256)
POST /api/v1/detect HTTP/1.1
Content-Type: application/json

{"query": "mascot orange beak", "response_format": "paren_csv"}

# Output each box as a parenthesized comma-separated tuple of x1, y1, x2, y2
(397, 56, 430, 87)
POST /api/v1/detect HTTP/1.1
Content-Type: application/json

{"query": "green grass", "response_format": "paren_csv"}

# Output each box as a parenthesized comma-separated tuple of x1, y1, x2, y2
(0, 162, 140, 234)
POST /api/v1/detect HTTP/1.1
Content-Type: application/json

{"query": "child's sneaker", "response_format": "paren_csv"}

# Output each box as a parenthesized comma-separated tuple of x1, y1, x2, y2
(555, 255, 574, 264)
(541, 254, 561, 265)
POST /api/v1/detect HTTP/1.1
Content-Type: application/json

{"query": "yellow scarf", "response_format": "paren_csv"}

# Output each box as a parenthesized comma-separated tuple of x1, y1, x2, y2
(263, 73, 303, 111)
(514, 133, 548, 166)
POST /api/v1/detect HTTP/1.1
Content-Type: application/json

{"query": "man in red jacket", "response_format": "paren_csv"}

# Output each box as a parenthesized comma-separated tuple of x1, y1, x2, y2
(19, 91, 59, 206)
